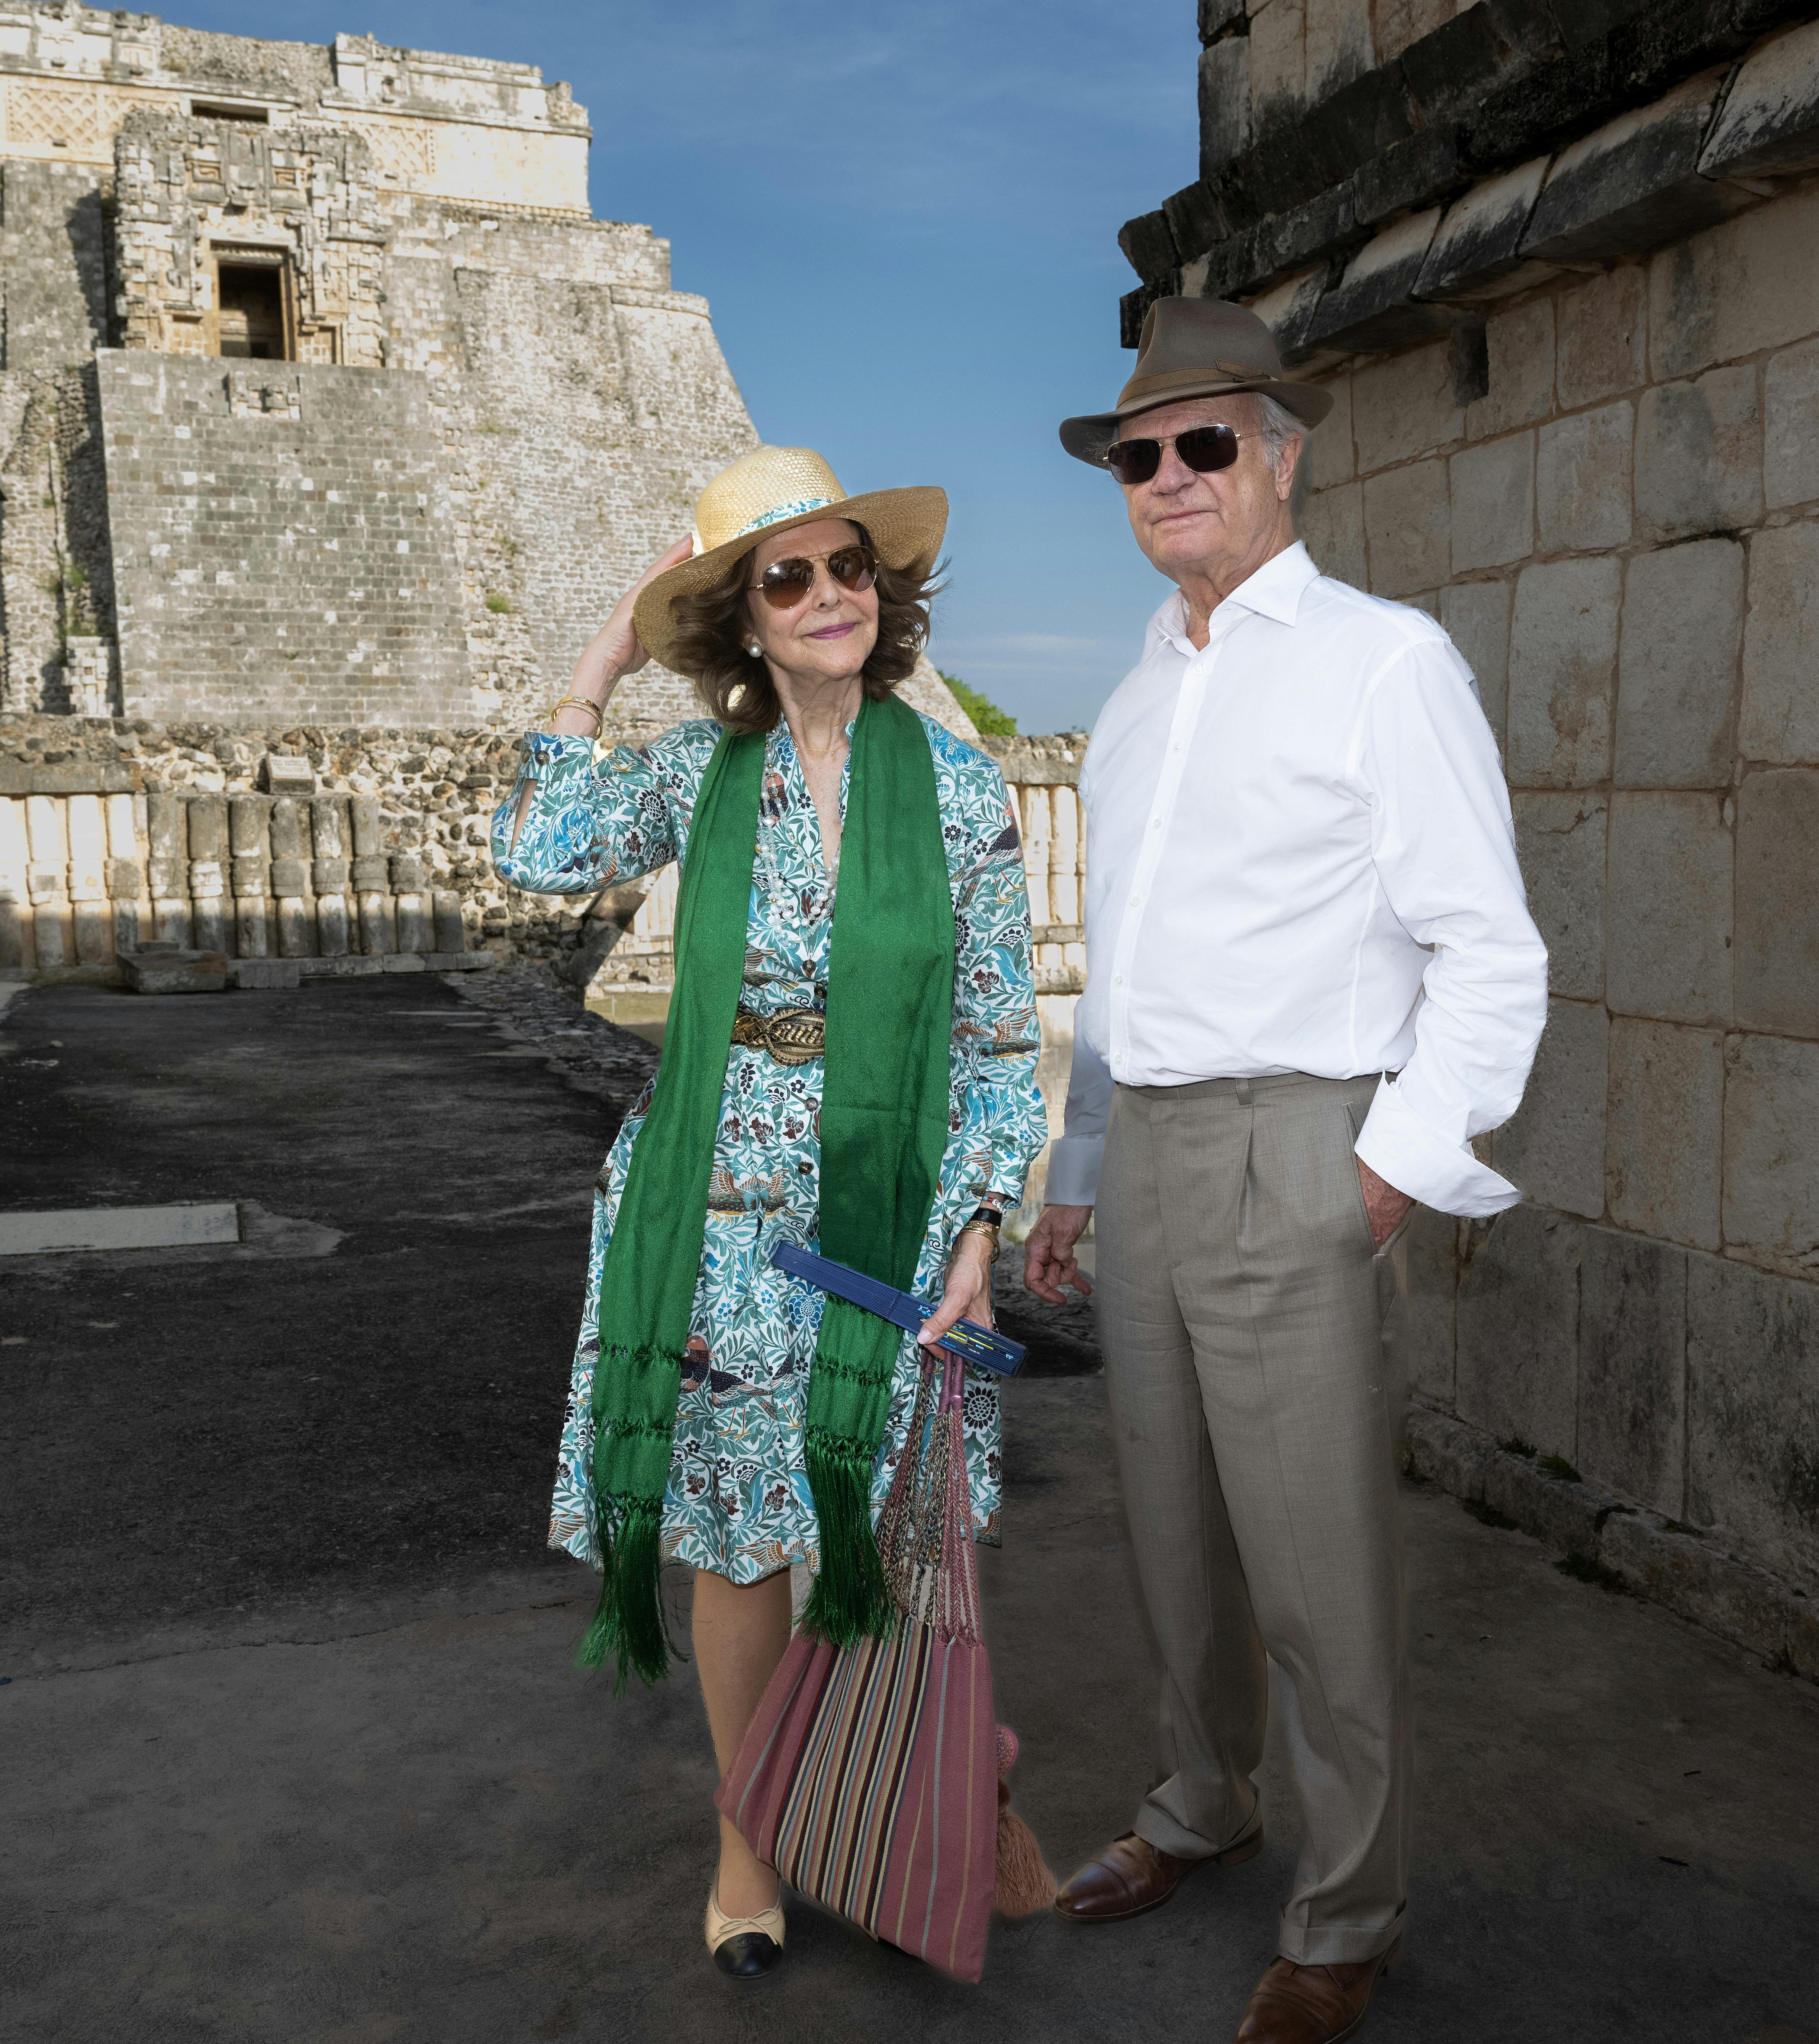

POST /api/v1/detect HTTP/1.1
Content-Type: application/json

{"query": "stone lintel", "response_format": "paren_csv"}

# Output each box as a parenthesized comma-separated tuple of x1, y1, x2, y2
(1413, 155, 1551, 302)
(1699, 14, 1819, 180)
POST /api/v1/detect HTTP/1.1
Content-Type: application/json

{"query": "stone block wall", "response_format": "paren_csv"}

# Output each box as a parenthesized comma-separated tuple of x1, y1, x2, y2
(1294, 180, 1819, 1604)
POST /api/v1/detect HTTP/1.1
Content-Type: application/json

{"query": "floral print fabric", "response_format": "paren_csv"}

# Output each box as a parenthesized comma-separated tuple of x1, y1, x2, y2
(491, 710, 1047, 1584)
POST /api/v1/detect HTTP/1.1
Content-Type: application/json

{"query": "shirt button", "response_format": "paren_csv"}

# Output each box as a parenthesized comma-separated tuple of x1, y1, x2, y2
(1114, 973, 1124, 986)
(1130, 894, 1141, 906)
(1150, 817, 1162, 829)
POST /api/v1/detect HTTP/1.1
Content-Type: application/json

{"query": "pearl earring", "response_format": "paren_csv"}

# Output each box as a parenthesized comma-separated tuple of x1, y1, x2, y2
(747, 643, 763, 658)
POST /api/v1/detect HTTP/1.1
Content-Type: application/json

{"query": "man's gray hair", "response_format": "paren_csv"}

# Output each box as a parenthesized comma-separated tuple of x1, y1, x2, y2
(1252, 392, 1304, 465)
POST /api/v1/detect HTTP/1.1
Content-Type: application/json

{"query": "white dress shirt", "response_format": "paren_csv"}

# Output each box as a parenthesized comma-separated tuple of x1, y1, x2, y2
(1046, 542, 1548, 1218)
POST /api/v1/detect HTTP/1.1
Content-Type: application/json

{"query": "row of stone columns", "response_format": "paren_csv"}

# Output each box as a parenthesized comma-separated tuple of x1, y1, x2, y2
(0, 790, 470, 971)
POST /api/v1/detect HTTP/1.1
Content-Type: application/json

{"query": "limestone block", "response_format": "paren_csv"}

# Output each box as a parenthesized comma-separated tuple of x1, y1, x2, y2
(230, 856, 270, 901)
(1305, 372, 1354, 487)
(351, 855, 390, 892)
(1412, 157, 1548, 304)
(395, 894, 431, 953)
(1735, 769, 1819, 1037)
(1764, 337, 1819, 512)
(1741, 518, 1819, 764)
(1303, 0, 1371, 100)
(317, 895, 350, 958)
(262, 755, 315, 796)
(1362, 459, 1448, 598)
(119, 947, 228, 994)
(310, 794, 348, 862)
(1635, 366, 1762, 541)
(1687, 1251, 1819, 1590)
(1464, 299, 1555, 443)
(433, 890, 467, 953)
(1512, 793, 1605, 1001)
(104, 858, 144, 902)
(1396, 1205, 1457, 1407)
(229, 957, 300, 990)
(1301, 481, 1366, 587)
(269, 859, 309, 899)
(1198, 35, 1253, 176)
(1306, 210, 1451, 357)
(1648, 184, 1819, 384)
(1492, 996, 1607, 1218)
(1605, 1017, 1724, 1250)
(1613, 539, 1743, 790)
(1506, 558, 1620, 788)
(276, 897, 315, 960)
(382, 954, 428, 974)
(1555, 264, 1646, 412)
(147, 790, 187, 864)
(350, 798, 384, 859)
(358, 892, 396, 957)
(1351, 339, 1459, 472)
(1521, 69, 1747, 264)
(1439, 579, 1512, 742)
(1696, 15, 1819, 183)
(228, 795, 271, 858)
(1536, 402, 1633, 553)
(1578, 1225, 1687, 1518)
(1606, 791, 1733, 1025)
(1722, 1033, 1819, 1273)
(1449, 431, 1534, 573)
(186, 794, 226, 864)
(1456, 1204, 1581, 1458)
(1249, 0, 1306, 123)
(191, 899, 227, 957)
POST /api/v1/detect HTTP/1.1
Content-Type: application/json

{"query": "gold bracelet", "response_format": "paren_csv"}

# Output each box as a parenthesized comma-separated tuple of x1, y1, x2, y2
(546, 694, 604, 732)
(957, 1217, 1002, 1263)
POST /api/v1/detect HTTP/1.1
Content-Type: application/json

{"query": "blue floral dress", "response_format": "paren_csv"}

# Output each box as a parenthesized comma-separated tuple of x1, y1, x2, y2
(491, 710, 1047, 1585)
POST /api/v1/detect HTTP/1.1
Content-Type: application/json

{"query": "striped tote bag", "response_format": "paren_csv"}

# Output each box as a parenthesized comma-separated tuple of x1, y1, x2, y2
(716, 1351, 1001, 1982)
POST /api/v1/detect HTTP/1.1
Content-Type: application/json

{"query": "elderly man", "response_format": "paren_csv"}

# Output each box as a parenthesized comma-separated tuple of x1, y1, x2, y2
(1027, 298, 1548, 2043)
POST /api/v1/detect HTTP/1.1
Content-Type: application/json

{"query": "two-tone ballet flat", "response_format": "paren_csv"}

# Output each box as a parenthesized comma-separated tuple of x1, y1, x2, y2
(705, 1886, 786, 1981)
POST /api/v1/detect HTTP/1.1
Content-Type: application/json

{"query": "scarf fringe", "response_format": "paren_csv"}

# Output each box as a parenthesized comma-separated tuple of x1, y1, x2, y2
(800, 1430, 893, 1646)
(576, 1495, 670, 1692)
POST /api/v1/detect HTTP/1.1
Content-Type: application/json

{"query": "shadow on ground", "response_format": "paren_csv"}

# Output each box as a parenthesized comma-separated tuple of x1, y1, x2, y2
(2, 979, 1816, 2043)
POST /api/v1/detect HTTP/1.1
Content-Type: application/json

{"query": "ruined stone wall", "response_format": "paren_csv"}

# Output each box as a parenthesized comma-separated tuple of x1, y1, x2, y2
(96, 351, 476, 726)
(1122, 0, 1819, 1647)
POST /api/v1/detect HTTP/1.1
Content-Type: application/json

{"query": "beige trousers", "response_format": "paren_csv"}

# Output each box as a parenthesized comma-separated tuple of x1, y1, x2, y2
(1095, 1071, 1411, 1966)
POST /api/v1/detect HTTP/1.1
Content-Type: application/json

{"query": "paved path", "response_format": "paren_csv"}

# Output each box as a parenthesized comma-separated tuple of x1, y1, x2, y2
(3, 977, 1816, 2043)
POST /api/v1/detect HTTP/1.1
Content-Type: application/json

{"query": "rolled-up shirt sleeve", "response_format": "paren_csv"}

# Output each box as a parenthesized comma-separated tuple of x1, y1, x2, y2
(1351, 645, 1549, 1217)
(490, 730, 680, 894)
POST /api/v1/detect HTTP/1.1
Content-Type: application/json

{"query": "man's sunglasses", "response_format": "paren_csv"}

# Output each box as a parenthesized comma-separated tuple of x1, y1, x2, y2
(1102, 424, 1249, 486)
(748, 543, 878, 610)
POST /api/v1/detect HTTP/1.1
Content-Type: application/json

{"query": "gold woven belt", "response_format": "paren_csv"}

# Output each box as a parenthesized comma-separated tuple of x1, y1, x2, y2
(731, 1007, 825, 1066)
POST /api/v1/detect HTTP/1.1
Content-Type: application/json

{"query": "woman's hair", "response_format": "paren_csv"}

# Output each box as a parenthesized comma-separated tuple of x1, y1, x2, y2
(666, 522, 940, 736)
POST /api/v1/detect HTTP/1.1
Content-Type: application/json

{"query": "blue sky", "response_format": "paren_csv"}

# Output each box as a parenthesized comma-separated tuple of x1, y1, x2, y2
(174, 1, 1199, 732)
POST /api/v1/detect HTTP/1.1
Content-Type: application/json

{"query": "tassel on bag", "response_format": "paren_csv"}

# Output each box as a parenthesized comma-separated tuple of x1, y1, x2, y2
(992, 1725, 1059, 1919)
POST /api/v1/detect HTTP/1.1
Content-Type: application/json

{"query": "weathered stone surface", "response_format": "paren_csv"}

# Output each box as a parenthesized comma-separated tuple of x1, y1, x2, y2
(1697, 14, 1819, 181)
(1305, 208, 1452, 354)
(1513, 792, 1605, 1000)
(119, 947, 228, 994)
(1764, 336, 1819, 512)
(1304, 370, 1355, 487)
(1555, 262, 1648, 412)
(1579, 1224, 1687, 1516)
(1440, 578, 1513, 742)
(1493, 996, 1607, 1217)
(1536, 400, 1633, 552)
(1118, 208, 1180, 285)
(1249, 0, 1308, 124)
(1397, 1205, 1459, 1407)
(1464, 297, 1556, 441)
(1735, 769, 1819, 1037)
(1351, 128, 1460, 229)
(261, 756, 314, 797)
(1413, 156, 1549, 302)
(1251, 263, 1332, 362)
(1351, 339, 1461, 470)
(1605, 1018, 1725, 1250)
(1606, 791, 1733, 1025)
(1599, 1508, 1817, 1677)
(1614, 538, 1744, 788)
(1523, 70, 1748, 264)
(1636, 365, 1764, 543)
(1449, 431, 1535, 572)
(1740, 518, 1819, 765)
(1162, 179, 1228, 267)
(1687, 1251, 1819, 1590)
(1649, 183, 1819, 382)
(1722, 1034, 1819, 1276)
(1507, 557, 1620, 788)
(1362, 459, 1449, 596)
(1457, 1203, 1582, 1459)
(1400, 1405, 1491, 1503)
(228, 957, 300, 991)
(1304, 0, 1374, 100)
(1301, 481, 1367, 587)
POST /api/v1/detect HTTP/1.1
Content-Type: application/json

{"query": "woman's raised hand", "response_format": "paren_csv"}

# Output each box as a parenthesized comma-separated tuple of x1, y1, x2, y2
(568, 535, 695, 711)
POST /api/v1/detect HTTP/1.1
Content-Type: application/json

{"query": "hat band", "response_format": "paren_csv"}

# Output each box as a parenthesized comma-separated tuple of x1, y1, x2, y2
(1117, 363, 1276, 406)
(732, 494, 840, 540)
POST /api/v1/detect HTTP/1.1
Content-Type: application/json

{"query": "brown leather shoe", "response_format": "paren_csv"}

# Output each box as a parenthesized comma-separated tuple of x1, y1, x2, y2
(1053, 1826, 1263, 1924)
(1234, 1939, 1401, 2044)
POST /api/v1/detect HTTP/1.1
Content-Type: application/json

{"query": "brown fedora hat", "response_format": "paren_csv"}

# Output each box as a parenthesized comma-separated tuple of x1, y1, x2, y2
(1059, 296, 1333, 466)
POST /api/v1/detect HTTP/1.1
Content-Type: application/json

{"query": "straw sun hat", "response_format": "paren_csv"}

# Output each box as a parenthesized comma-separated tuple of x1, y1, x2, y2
(633, 445, 948, 676)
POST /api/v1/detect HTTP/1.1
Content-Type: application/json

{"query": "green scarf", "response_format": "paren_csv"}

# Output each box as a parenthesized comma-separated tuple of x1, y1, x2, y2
(579, 692, 956, 1688)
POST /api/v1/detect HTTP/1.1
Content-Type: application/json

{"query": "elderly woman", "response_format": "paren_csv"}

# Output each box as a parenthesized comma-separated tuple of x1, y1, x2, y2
(491, 445, 1047, 1983)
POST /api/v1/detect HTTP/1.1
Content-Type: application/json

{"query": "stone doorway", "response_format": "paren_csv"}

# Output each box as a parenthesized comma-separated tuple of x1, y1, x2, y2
(213, 254, 290, 360)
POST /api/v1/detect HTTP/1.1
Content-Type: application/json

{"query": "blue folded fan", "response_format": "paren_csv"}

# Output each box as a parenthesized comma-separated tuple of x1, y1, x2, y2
(770, 1241, 1025, 1376)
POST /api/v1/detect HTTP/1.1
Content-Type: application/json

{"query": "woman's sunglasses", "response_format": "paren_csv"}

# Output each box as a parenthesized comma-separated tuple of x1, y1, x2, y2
(748, 543, 878, 610)
(1102, 424, 1248, 486)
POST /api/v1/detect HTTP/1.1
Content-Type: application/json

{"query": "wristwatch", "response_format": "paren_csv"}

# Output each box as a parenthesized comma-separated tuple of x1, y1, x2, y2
(957, 1204, 1003, 1262)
